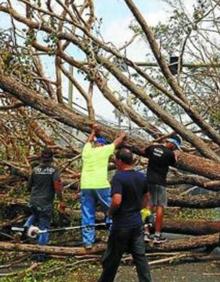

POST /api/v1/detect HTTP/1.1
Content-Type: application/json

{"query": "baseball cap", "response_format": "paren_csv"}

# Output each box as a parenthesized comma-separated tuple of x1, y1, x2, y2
(95, 136, 107, 145)
(167, 135, 182, 149)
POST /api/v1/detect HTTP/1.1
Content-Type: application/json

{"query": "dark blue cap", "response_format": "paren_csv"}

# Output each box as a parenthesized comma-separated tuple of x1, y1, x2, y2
(95, 137, 107, 145)
(41, 147, 53, 161)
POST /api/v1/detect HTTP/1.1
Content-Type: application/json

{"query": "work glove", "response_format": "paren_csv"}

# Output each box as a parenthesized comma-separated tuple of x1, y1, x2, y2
(141, 208, 151, 223)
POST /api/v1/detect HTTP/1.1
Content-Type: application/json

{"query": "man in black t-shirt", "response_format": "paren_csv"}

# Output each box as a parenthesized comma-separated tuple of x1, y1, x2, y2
(24, 148, 65, 249)
(131, 135, 182, 244)
(98, 148, 152, 282)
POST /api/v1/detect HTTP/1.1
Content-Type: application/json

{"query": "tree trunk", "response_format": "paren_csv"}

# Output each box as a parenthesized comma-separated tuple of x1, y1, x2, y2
(0, 241, 106, 256)
(0, 233, 219, 254)
(167, 174, 220, 192)
(168, 192, 220, 208)
(163, 219, 220, 235)
(149, 233, 220, 252)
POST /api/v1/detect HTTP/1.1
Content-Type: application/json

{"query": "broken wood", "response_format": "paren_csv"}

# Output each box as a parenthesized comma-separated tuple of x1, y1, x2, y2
(168, 193, 220, 208)
(0, 233, 219, 255)
(0, 241, 106, 256)
(163, 219, 220, 235)
(149, 233, 220, 252)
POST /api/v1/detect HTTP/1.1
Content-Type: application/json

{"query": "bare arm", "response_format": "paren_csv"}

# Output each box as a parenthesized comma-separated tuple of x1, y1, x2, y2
(142, 192, 151, 209)
(113, 131, 127, 148)
(131, 145, 146, 156)
(174, 150, 180, 162)
(118, 142, 147, 156)
(87, 123, 101, 143)
(87, 129, 96, 143)
(108, 193, 122, 217)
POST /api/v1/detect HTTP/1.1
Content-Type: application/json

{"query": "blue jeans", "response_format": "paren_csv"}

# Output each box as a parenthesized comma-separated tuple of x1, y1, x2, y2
(98, 226, 152, 282)
(80, 188, 111, 246)
(24, 206, 52, 245)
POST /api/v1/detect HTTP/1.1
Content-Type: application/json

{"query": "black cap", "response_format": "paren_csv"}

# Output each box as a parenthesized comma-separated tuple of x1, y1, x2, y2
(41, 147, 53, 161)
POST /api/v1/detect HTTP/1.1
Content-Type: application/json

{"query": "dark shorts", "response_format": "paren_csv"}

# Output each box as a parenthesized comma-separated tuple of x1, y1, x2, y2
(148, 184, 167, 207)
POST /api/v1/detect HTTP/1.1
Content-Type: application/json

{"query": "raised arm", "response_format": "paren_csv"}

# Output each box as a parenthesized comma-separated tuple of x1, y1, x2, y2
(130, 145, 146, 156)
(113, 131, 127, 148)
(118, 142, 146, 157)
(86, 123, 101, 143)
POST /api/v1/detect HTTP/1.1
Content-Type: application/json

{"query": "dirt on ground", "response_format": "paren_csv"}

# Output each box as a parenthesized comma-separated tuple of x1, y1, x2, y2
(0, 258, 220, 282)
(114, 261, 220, 282)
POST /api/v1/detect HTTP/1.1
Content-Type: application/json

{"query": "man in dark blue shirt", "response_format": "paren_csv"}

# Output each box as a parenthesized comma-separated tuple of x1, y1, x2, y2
(98, 148, 152, 282)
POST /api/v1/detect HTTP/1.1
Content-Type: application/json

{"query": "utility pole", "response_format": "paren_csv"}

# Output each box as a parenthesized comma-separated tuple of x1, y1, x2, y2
(68, 64, 73, 109)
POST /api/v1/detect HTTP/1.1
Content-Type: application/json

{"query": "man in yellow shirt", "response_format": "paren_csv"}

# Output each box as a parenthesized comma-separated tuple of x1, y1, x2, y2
(80, 124, 126, 248)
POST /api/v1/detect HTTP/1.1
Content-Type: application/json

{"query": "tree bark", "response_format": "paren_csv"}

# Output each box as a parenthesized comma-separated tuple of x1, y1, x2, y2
(168, 193, 220, 208)
(0, 241, 106, 256)
(176, 152, 220, 180)
(163, 219, 220, 235)
(0, 233, 219, 254)
(167, 174, 217, 191)
(149, 233, 220, 252)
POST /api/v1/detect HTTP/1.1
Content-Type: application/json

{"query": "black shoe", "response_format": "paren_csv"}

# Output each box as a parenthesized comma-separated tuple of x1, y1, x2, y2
(153, 234, 167, 244)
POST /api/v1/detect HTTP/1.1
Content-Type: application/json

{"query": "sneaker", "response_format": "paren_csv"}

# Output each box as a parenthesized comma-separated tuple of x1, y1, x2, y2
(144, 233, 151, 242)
(153, 234, 167, 244)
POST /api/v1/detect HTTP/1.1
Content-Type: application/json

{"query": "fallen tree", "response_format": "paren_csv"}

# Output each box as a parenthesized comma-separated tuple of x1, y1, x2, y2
(149, 233, 220, 252)
(1, 191, 220, 215)
(0, 233, 219, 255)
(163, 219, 220, 235)
(0, 70, 220, 180)
(168, 193, 220, 208)
(168, 175, 220, 192)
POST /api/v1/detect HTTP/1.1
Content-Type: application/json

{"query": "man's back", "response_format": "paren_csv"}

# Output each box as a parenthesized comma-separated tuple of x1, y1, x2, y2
(29, 164, 58, 209)
(111, 170, 148, 229)
(98, 148, 152, 282)
(81, 143, 115, 189)
(145, 144, 176, 185)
